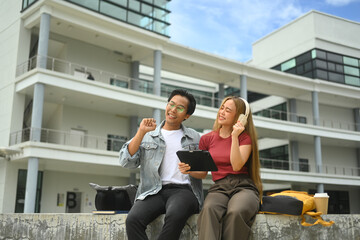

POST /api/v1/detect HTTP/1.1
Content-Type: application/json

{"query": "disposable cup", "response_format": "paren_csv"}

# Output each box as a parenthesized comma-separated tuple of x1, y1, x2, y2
(314, 193, 329, 214)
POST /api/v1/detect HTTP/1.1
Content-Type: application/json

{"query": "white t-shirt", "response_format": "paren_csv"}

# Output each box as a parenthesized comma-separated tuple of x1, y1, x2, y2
(159, 128, 190, 185)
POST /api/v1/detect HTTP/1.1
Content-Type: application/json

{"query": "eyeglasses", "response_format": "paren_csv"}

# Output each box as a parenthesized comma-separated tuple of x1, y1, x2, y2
(167, 102, 186, 113)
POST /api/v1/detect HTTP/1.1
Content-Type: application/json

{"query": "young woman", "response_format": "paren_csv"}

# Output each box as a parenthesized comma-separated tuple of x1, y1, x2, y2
(180, 96, 262, 240)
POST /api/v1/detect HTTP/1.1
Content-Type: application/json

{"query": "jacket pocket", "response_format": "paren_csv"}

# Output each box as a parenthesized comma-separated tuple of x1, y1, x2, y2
(140, 142, 158, 161)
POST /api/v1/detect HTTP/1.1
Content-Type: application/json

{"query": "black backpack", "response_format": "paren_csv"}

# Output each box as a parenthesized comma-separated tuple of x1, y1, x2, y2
(89, 183, 137, 211)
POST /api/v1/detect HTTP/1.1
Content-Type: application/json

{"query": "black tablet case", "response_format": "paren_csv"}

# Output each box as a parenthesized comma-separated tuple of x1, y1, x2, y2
(176, 150, 218, 171)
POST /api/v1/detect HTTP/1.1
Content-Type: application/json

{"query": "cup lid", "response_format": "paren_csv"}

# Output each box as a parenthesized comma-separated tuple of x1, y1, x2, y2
(314, 193, 329, 197)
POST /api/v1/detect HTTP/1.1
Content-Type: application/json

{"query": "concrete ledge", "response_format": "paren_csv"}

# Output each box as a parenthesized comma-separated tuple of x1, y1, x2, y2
(0, 213, 359, 239)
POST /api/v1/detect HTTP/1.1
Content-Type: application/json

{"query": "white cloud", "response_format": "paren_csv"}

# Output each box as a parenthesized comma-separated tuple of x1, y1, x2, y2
(169, 0, 307, 61)
(325, 0, 358, 6)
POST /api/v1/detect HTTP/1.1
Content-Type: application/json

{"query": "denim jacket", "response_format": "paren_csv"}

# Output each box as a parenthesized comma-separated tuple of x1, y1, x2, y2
(119, 120, 203, 208)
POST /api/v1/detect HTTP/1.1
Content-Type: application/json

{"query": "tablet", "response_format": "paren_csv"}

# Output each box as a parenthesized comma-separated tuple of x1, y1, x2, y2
(176, 150, 218, 171)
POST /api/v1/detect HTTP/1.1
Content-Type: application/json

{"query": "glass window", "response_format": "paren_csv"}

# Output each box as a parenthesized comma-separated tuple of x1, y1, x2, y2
(314, 49, 326, 59)
(304, 61, 312, 72)
(281, 59, 296, 71)
(153, 20, 166, 34)
(315, 69, 328, 80)
(68, 0, 99, 11)
(141, 16, 152, 29)
(110, 78, 129, 88)
(108, 0, 127, 7)
(153, 8, 167, 21)
(296, 65, 304, 74)
(328, 62, 335, 72)
(15, 170, 43, 213)
(286, 68, 296, 74)
(327, 52, 343, 63)
(129, 0, 140, 11)
(141, 3, 152, 15)
(100, 1, 126, 21)
(313, 59, 327, 70)
(128, 11, 142, 25)
(107, 135, 127, 151)
(345, 76, 360, 86)
(296, 52, 311, 65)
(304, 71, 313, 78)
(272, 65, 281, 71)
(343, 56, 359, 67)
(328, 72, 344, 83)
(344, 66, 360, 76)
(335, 64, 344, 73)
(154, 0, 169, 9)
(311, 49, 316, 59)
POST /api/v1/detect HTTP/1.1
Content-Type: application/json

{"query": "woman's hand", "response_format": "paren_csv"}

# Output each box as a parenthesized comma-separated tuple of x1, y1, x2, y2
(231, 120, 245, 137)
(178, 162, 191, 174)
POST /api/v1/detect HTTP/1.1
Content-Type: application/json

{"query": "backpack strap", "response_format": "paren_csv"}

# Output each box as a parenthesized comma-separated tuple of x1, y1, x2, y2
(301, 211, 335, 227)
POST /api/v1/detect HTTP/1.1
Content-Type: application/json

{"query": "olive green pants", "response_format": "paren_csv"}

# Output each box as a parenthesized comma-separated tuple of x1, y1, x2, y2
(197, 174, 260, 240)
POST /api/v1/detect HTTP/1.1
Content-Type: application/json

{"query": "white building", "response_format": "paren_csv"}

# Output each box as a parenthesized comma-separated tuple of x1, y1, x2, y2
(0, 0, 359, 214)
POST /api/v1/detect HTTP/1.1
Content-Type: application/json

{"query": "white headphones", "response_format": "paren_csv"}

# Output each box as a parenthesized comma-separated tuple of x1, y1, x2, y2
(238, 97, 250, 126)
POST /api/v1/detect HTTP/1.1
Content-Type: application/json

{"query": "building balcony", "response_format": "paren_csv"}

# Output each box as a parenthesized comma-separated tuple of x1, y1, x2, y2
(22, 0, 171, 37)
(8, 128, 360, 179)
(16, 55, 360, 133)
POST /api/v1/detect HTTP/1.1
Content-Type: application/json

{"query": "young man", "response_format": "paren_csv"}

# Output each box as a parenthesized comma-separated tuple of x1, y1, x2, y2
(119, 89, 203, 240)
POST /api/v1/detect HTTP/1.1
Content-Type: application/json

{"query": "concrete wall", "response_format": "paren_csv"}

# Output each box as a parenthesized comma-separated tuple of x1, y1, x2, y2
(0, 214, 359, 240)
(40, 171, 128, 213)
(49, 33, 131, 78)
(61, 105, 130, 141)
(251, 11, 360, 68)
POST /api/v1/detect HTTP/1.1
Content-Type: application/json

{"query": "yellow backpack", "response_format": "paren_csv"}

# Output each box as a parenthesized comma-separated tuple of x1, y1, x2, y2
(260, 190, 334, 227)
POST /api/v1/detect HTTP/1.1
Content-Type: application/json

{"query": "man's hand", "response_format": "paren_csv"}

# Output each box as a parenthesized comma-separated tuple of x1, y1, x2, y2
(139, 118, 157, 134)
(178, 162, 191, 174)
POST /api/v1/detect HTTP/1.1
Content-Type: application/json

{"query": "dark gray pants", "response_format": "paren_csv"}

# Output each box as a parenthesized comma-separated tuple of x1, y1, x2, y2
(198, 174, 260, 240)
(126, 184, 199, 240)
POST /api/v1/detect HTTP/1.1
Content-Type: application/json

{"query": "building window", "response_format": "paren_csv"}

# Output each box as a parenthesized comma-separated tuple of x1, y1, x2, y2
(15, 169, 43, 213)
(281, 59, 296, 71)
(345, 76, 360, 86)
(272, 48, 360, 88)
(107, 134, 127, 151)
(254, 102, 287, 121)
(39, 0, 172, 37)
(343, 56, 359, 67)
(110, 78, 129, 88)
(260, 145, 289, 170)
(309, 190, 350, 214)
(344, 66, 360, 76)
(299, 158, 309, 172)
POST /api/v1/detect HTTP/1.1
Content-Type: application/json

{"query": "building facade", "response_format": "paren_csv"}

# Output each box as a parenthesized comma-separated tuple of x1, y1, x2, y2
(0, 1, 359, 214)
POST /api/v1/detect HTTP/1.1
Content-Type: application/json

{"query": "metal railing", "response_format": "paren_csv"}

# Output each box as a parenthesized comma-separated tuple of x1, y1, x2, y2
(16, 55, 220, 108)
(16, 55, 360, 131)
(260, 158, 360, 177)
(9, 128, 360, 177)
(254, 108, 359, 131)
(9, 127, 127, 152)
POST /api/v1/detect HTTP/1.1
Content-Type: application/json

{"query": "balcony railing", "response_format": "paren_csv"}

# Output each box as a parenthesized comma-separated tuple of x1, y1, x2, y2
(9, 127, 126, 152)
(16, 55, 219, 108)
(254, 108, 359, 131)
(9, 128, 360, 177)
(16, 55, 360, 131)
(260, 157, 360, 177)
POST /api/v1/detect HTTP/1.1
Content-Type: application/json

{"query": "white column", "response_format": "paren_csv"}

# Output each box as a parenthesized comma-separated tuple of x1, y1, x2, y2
(312, 91, 324, 193)
(153, 50, 162, 124)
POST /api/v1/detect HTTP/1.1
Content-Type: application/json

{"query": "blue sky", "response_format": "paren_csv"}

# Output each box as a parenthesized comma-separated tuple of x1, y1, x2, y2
(169, 0, 360, 62)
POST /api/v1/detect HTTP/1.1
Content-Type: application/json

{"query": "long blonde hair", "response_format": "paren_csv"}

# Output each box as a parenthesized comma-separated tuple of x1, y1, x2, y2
(213, 96, 263, 197)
